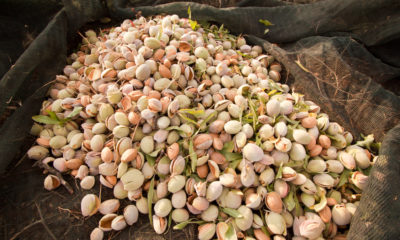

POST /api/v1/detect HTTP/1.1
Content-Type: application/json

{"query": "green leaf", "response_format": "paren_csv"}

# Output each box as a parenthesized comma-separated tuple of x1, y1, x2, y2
(228, 159, 241, 169)
(284, 187, 296, 211)
(32, 115, 61, 125)
(337, 169, 351, 188)
(199, 111, 217, 129)
(222, 208, 243, 218)
(173, 221, 189, 230)
(275, 162, 283, 179)
(248, 97, 258, 131)
(187, 6, 192, 19)
(236, 50, 252, 59)
(67, 106, 82, 118)
(148, 177, 155, 225)
(293, 188, 303, 217)
(166, 126, 186, 135)
(173, 219, 205, 230)
(191, 174, 204, 182)
(46, 110, 59, 121)
(189, 19, 198, 30)
(178, 113, 199, 126)
(225, 223, 235, 239)
(282, 115, 300, 126)
(221, 141, 235, 153)
(259, 19, 274, 27)
(145, 154, 157, 167)
(179, 108, 205, 118)
(148, 148, 162, 157)
(168, 211, 173, 231)
(189, 139, 197, 172)
(221, 152, 242, 162)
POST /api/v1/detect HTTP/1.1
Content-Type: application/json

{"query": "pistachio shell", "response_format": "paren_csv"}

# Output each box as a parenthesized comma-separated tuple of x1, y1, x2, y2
(99, 214, 117, 231)
(44, 175, 60, 191)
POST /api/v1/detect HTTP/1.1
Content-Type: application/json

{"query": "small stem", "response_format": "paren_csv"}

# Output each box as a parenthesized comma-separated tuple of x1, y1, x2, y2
(33, 161, 74, 194)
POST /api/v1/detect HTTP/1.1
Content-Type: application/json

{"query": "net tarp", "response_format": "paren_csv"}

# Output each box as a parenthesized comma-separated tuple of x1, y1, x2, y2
(0, 0, 399, 239)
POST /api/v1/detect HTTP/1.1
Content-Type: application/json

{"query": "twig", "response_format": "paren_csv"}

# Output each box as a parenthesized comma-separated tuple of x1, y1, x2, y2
(35, 202, 57, 240)
(33, 160, 74, 194)
(9, 220, 42, 240)
(9, 203, 58, 240)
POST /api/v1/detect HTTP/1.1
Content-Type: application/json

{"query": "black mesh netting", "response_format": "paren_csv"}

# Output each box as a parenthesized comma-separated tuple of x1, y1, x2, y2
(0, 0, 399, 239)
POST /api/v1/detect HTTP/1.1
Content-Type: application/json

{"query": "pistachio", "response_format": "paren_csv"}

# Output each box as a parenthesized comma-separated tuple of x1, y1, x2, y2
(289, 143, 306, 161)
(111, 215, 126, 231)
(201, 204, 219, 222)
(243, 143, 264, 162)
(121, 168, 145, 191)
(206, 181, 223, 202)
(307, 159, 327, 173)
(81, 194, 100, 217)
(298, 213, 325, 239)
(259, 124, 274, 140)
(224, 120, 242, 134)
(332, 204, 352, 225)
(153, 215, 167, 234)
(80, 176, 95, 190)
(293, 129, 312, 145)
(338, 151, 356, 170)
(99, 199, 120, 215)
(194, 134, 213, 150)
(136, 196, 149, 214)
(241, 161, 256, 187)
(266, 192, 283, 213)
(168, 175, 186, 193)
(235, 206, 253, 231)
(266, 212, 286, 235)
(154, 198, 172, 217)
(140, 136, 154, 154)
(350, 171, 369, 190)
(172, 208, 190, 223)
(113, 180, 128, 199)
(90, 228, 104, 240)
(198, 223, 216, 240)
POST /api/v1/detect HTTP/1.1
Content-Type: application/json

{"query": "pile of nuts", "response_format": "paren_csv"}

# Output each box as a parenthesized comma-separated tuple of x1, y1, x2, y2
(27, 14, 377, 240)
